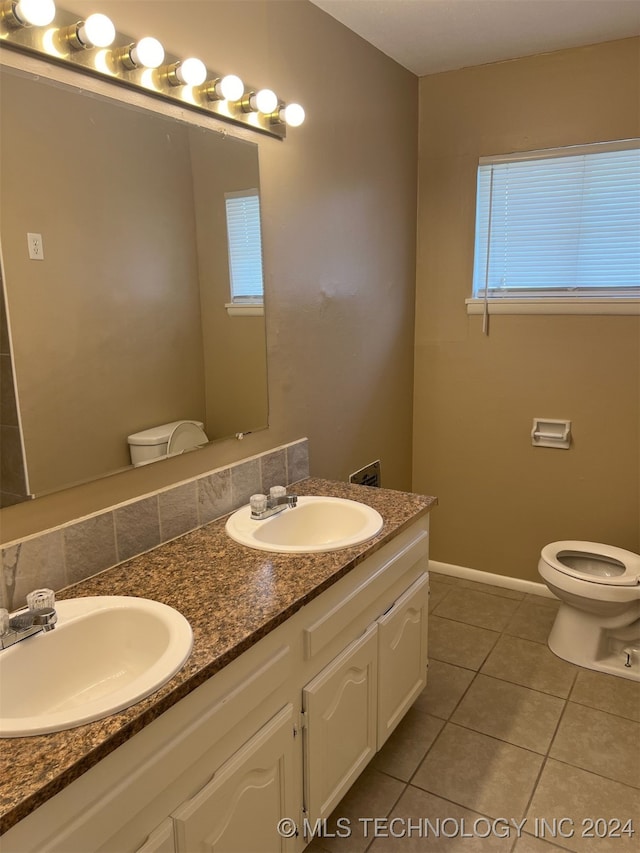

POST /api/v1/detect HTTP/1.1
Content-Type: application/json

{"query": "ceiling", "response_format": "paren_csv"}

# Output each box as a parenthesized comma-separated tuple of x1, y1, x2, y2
(309, 0, 640, 76)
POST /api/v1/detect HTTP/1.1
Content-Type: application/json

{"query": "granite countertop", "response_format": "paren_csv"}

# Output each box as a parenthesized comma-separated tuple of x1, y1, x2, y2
(0, 478, 436, 834)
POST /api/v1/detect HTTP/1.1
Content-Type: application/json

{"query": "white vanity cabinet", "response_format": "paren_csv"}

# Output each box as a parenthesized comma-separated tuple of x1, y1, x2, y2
(376, 572, 429, 749)
(136, 821, 175, 853)
(2, 516, 429, 853)
(302, 624, 379, 825)
(301, 569, 429, 834)
(172, 705, 298, 853)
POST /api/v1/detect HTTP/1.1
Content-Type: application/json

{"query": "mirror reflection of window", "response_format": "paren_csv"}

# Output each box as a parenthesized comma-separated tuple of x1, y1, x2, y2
(224, 189, 265, 315)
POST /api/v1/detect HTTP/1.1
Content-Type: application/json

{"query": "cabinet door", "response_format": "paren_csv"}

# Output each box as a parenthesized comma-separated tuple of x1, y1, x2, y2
(172, 704, 297, 853)
(136, 819, 175, 853)
(377, 572, 429, 749)
(303, 624, 378, 826)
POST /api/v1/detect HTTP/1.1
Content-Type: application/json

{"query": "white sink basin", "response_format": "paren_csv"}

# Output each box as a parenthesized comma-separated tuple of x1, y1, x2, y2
(225, 496, 384, 553)
(0, 596, 193, 737)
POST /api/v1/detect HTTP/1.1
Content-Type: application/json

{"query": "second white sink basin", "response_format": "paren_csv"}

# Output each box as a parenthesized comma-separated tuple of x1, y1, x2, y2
(0, 596, 193, 737)
(225, 496, 384, 553)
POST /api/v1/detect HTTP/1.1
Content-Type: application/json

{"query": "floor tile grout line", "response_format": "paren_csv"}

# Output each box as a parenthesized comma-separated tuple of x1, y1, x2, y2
(520, 713, 567, 829)
(392, 783, 548, 852)
(406, 769, 537, 830)
(444, 661, 481, 720)
(426, 651, 484, 674)
(479, 632, 579, 699)
(430, 578, 559, 610)
(433, 718, 561, 762)
(565, 695, 640, 728)
(404, 713, 452, 789)
(429, 574, 529, 600)
(399, 665, 484, 788)
(433, 578, 526, 607)
(431, 586, 526, 606)
(543, 668, 580, 772)
(360, 771, 411, 853)
(567, 665, 640, 711)
(431, 610, 518, 635)
(428, 649, 576, 701)
(466, 669, 577, 706)
(564, 693, 640, 725)
(547, 755, 640, 792)
(518, 827, 575, 853)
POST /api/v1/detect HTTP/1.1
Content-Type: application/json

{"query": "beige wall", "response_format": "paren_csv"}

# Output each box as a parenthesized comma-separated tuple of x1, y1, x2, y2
(413, 38, 640, 582)
(0, 0, 418, 542)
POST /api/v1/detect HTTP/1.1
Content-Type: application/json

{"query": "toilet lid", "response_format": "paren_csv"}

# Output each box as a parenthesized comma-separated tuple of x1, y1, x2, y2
(167, 422, 209, 455)
(542, 541, 640, 586)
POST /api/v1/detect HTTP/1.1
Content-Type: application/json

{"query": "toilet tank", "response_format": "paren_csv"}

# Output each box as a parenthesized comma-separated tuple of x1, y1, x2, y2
(127, 421, 205, 467)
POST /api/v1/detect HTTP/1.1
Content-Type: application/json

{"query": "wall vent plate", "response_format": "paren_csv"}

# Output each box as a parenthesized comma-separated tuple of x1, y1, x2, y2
(349, 460, 381, 488)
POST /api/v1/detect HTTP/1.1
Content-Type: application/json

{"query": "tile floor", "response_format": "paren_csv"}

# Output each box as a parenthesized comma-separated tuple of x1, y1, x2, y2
(307, 571, 640, 853)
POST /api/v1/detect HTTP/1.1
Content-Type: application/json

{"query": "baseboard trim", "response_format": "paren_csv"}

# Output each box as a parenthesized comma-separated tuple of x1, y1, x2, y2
(429, 560, 556, 599)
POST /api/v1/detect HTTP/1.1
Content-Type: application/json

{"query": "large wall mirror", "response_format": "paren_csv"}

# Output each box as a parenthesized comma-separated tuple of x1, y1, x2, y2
(0, 63, 269, 505)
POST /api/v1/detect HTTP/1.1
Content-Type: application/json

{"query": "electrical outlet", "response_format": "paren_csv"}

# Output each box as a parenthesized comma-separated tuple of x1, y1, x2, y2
(27, 232, 44, 260)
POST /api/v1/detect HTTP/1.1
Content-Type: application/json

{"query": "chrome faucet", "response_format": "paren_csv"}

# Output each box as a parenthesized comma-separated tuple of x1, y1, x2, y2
(0, 588, 57, 651)
(250, 486, 298, 520)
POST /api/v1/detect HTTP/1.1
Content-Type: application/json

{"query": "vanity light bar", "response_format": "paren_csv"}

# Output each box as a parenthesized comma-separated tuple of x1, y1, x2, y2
(60, 13, 116, 50)
(0, 0, 56, 28)
(0, 1, 306, 139)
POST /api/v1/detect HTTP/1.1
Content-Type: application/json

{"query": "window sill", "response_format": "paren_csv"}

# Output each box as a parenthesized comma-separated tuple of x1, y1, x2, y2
(225, 302, 264, 317)
(466, 298, 640, 316)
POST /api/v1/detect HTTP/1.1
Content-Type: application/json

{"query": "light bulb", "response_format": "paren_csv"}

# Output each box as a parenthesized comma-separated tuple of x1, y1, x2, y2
(176, 57, 207, 86)
(14, 0, 55, 26)
(282, 103, 305, 127)
(130, 36, 164, 69)
(254, 88, 278, 114)
(77, 13, 115, 48)
(219, 74, 244, 101)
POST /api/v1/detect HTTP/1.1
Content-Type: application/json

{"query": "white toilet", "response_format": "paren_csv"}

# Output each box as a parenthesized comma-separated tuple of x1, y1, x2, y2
(127, 420, 208, 467)
(538, 541, 640, 681)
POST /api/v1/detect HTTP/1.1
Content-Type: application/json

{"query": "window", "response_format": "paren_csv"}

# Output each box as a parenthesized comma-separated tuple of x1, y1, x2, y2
(469, 140, 640, 315)
(224, 189, 264, 316)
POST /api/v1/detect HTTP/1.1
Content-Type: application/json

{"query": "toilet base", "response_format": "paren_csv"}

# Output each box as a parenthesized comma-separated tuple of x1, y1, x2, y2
(548, 603, 640, 682)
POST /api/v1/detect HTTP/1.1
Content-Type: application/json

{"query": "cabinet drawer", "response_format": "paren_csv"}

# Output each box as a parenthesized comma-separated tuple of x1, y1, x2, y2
(303, 527, 428, 659)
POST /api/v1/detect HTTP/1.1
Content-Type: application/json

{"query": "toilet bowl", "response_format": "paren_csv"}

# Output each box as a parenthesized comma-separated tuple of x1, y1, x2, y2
(538, 541, 640, 681)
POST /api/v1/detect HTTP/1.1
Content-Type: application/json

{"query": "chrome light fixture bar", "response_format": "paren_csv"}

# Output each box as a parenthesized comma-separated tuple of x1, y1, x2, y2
(0, 2, 306, 139)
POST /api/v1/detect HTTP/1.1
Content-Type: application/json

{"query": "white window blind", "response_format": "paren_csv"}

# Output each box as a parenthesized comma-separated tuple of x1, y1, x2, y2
(225, 189, 264, 303)
(472, 141, 640, 299)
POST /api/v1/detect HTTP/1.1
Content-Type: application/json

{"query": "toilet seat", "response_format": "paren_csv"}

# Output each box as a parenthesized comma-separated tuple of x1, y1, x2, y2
(541, 541, 640, 586)
(167, 421, 208, 455)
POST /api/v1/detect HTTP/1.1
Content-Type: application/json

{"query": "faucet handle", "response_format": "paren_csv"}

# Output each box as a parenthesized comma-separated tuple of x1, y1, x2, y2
(269, 486, 287, 500)
(250, 494, 268, 514)
(26, 588, 56, 612)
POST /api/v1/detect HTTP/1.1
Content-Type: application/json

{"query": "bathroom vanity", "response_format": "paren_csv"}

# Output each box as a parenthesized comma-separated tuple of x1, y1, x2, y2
(0, 479, 436, 853)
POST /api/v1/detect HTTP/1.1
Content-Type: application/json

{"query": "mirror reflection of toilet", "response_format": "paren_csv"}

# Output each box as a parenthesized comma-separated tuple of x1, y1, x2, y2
(127, 420, 208, 467)
(538, 541, 640, 681)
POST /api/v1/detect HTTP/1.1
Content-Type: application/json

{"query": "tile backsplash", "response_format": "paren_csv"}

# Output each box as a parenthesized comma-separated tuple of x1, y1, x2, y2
(0, 439, 309, 610)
